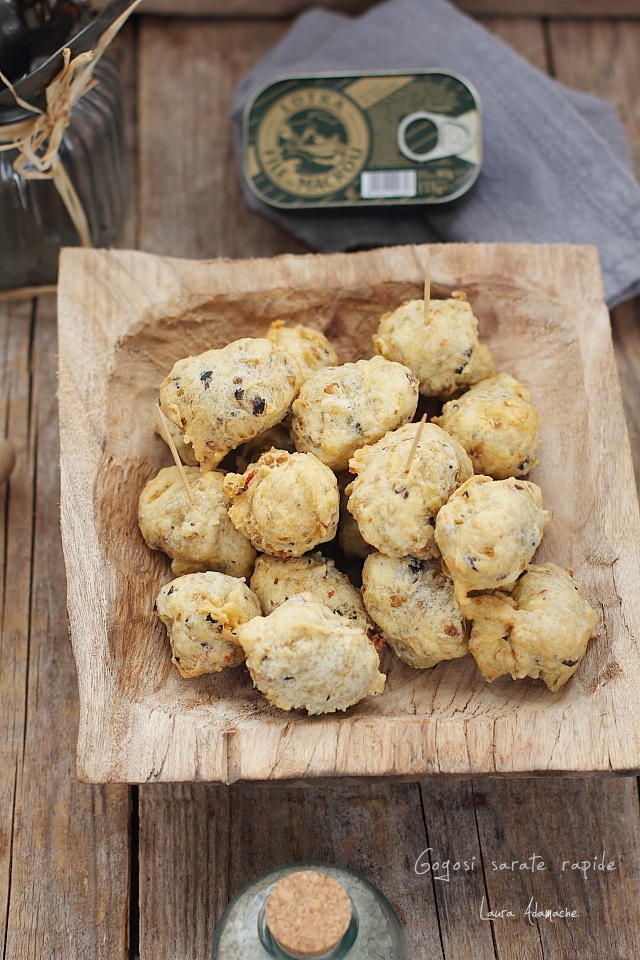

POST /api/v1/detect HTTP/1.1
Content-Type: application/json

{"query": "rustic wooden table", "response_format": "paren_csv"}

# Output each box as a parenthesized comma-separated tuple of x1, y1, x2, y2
(1, 3, 640, 958)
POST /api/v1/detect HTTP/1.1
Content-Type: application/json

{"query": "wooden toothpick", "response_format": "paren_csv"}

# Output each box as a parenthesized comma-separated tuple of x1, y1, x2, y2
(423, 253, 431, 324)
(405, 414, 427, 473)
(155, 403, 195, 505)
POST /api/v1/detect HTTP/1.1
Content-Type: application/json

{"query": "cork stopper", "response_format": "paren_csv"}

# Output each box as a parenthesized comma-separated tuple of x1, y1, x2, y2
(264, 870, 352, 958)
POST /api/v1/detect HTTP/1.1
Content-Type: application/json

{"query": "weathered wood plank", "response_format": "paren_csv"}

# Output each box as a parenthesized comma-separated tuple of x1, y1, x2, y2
(471, 778, 640, 958)
(419, 781, 496, 960)
(610, 298, 640, 491)
(549, 19, 640, 175)
(0, 298, 36, 954)
(110, 21, 139, 250)
(1, 297, 130, 960)
(98, 1, 640, 19)
(461, 0, 640, 14)
(138, 19, 309, 260)
(549, 19, 640, 505)
(139, 785, 230, 960)
(481, 16, 548, 71)
(140, 782, 442, 960)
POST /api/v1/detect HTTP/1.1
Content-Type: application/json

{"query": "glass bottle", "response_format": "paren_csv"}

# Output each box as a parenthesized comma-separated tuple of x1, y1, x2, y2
(211, 862, 407, 960)
(0, 54, 128, 291)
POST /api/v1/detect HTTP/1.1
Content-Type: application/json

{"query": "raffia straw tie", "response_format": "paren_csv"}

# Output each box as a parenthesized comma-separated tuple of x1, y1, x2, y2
(0, 0, 143, 248)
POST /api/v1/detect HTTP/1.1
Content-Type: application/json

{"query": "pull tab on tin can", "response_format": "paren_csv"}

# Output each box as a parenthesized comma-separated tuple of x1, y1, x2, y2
(243, 69, 482, 210)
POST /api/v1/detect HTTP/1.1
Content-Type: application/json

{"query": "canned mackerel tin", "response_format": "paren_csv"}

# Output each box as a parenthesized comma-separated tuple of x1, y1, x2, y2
(243, 70, 482, 210)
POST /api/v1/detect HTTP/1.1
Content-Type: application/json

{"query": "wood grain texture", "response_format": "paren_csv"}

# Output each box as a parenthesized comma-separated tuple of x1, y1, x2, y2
(548, 18, 640, 529)
(481, 17, 548, 71)
(0, 298, 130, 959)
(140, 781, 443, 960)
(137, 18, 309, 260)
(0, 298, 36, 952)
(460, 0, 640, 14)
(470, 778, 640, 958)
(139, 786, 230, 960)
(95, 0, 640, 17)
(611, 298, 640, 492)
(57, 241, 640, 783)
(549, 19, 640, 176)
(109, 22, 139, 250)
(418, 781, 496, 959)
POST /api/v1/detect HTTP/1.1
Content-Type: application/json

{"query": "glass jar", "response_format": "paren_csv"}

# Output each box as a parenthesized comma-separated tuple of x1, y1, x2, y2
(0, 54, 127, 292)
(211, 862, 407, 960)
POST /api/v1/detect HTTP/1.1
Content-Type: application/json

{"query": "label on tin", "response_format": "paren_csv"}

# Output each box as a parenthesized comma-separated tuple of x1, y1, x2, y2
(243, 71, 482, 209)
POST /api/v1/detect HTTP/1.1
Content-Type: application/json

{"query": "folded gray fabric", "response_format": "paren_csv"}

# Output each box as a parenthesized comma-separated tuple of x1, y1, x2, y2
(231, 0, 640, 308)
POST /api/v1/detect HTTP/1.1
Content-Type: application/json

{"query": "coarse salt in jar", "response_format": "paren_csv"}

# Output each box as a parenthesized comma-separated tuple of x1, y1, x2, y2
(211, 863, 407, 960)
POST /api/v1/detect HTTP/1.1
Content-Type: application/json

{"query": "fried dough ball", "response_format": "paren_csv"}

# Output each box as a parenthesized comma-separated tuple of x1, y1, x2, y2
(159, 338, 303, 471)
(155, 417, 198, 466)
(235, 422, 295, 474)
(155, 572, 260, 677)
(138, 466, 256, 579)
(434, 475, 548, 602)
(250, 552, 372, 634)
(466, 564, 598, 691)
(433, 373, 541, 479)
(223, 449, 339, 557)
(346, 423, 473, 559)
(290, 356, 419, 471)
(266, 320, 338, 381)
(236, 594, 386, 714)
(336, 471, 373, 559)
(461, 343, 496, 388)
(362, 554, 468, 669)
(373, 298, 495, 398)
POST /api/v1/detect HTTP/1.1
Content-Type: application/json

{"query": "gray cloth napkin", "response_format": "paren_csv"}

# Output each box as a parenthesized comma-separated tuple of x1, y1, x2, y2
(231, 0, 640, 308)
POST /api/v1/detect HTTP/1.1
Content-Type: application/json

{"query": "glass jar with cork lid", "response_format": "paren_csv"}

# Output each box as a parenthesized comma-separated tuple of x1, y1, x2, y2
(211, 863, 407, 960)
(0, 0, 139, 295)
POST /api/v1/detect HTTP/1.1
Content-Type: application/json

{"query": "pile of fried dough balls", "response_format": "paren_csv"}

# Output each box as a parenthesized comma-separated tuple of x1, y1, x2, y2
(138, 300, 598, 716)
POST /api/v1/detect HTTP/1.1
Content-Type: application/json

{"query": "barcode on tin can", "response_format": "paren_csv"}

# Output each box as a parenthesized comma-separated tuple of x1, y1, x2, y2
(360, 169, 417, 199)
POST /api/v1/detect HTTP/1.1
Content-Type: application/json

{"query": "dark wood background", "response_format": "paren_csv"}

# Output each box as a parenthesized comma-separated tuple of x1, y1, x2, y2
(1, 3, 639, 958)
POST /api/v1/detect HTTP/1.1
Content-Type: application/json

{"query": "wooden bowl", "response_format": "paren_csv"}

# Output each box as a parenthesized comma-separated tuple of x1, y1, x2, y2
(57, 243, 640, 783)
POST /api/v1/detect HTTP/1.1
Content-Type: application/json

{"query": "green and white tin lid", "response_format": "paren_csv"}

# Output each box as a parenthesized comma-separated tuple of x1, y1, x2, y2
(243, 70, 482, 210)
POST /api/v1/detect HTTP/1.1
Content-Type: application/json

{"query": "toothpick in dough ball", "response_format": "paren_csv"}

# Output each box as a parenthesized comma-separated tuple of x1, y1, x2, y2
(138, 466, 256, 578)
(346, 422, 473, 558)
(466, 563, 598, 691)
(155, 416, 198, 466)
(433, 373, 541, 479)
(155, 572, 261, 677)
(222, 449, 339, 557)
(235, 422, 295, 474)
(373, 298, 495, 399)
(290, 356, 419, 471)
(266, 320, 338, 381)
(434, 475, 548, 601)
(236, 594, 386, 714)
(362, 554, 468, 669)
(250, 552, 373, 635)
(159, 338, 303, 471)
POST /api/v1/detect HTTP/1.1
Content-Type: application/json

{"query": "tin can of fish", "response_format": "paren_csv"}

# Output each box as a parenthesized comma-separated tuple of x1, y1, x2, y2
(243, 70, 482, 210)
